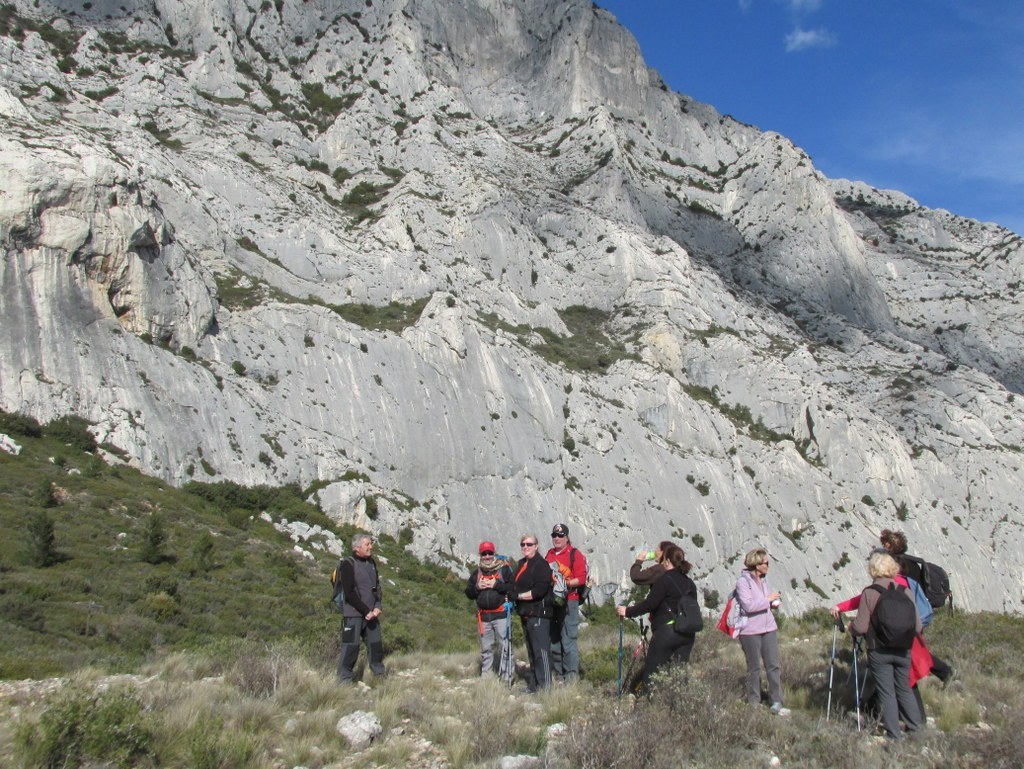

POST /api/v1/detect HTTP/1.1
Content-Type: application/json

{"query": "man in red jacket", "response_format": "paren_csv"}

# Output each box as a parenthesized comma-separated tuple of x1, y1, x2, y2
(545, 523, 588, 684)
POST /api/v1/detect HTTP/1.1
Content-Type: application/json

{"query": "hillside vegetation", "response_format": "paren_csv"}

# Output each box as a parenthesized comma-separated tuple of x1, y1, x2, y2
(0, 409, 473, 680)
(2, 410, 1023, 768)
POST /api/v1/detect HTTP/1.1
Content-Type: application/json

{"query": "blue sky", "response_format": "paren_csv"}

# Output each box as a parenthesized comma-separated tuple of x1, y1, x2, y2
(595, 1, 1024, 235)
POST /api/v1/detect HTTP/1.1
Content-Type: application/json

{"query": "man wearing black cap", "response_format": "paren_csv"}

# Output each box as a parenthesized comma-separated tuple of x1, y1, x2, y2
(546, 522, 588, 683)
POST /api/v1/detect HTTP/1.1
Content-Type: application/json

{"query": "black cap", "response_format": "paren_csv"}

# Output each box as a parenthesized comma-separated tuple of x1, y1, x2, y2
(551, 523, 569, 537)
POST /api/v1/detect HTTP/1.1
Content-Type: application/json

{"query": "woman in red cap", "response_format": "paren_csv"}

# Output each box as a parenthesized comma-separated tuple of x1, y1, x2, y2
(465, 541, 514, 678)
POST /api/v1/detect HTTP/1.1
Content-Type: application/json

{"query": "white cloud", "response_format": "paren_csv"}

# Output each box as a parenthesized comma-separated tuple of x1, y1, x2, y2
(784, 26, 836, 51)
(868, 111, 1024, 188)
(738, 0, 822, 12)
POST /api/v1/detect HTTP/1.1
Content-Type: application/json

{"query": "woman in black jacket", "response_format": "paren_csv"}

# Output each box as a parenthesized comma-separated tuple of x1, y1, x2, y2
(617, 543, 698, 693)
(511, 533, 553, 692)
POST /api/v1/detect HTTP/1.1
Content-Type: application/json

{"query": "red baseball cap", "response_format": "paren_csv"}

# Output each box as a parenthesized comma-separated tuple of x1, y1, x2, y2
(479, 541, 496, 554)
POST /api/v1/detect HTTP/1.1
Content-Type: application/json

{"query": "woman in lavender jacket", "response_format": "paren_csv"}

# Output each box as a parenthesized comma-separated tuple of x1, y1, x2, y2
(735, 547, 785, 714)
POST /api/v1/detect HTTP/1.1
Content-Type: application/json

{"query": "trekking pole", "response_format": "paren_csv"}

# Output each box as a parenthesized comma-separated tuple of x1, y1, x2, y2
(851, 635, 862, 732)
(502, 599, 514, 688)
(617, 617, 624, 701)
(826, 614, 845, 721)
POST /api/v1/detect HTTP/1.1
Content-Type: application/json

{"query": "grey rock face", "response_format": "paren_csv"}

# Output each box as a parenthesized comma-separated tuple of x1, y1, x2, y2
(1, 0, 1023, 613)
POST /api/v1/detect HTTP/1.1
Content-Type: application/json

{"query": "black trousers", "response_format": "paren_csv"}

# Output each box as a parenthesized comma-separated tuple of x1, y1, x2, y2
(930, 653, 952, 681)
(638, 627, 694, 693)
(520, 615, 551, 691)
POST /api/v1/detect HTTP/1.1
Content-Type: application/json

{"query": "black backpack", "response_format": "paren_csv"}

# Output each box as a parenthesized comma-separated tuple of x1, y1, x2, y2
(669, 573, 704, 635)
(868, 583, 917, 650)
(900, 555, 952, 609)
(330, 556, 352, 612)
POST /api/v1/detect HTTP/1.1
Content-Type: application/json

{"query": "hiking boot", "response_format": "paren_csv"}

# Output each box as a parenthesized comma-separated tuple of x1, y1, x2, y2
(769, 702, 790, 716)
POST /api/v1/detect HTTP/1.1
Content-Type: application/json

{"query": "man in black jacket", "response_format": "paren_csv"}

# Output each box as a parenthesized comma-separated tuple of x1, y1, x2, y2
(337, 533, 386, 683)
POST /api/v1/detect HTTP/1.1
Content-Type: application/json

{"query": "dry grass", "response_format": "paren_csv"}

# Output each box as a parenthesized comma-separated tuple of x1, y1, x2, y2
(5, 610, 1024, 769)
(562, 611, 1024, 769)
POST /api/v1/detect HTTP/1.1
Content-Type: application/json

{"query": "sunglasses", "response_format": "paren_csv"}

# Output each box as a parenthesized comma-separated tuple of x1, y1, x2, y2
(520, 541, 537, 547)
(551, 533, 566, 538)
(480, 551, 495, 557)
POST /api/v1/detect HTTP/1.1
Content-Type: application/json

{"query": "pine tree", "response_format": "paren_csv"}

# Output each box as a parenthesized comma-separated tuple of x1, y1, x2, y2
(26, 509, 58, 567)
(140, 514, 166, 565)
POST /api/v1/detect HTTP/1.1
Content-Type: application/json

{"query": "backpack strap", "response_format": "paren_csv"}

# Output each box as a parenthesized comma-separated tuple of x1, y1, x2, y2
(371, 557, 381, 602)
(866, 582, 902, 596)
(866, 582, 905, 600)
(737, 571, 768, 617)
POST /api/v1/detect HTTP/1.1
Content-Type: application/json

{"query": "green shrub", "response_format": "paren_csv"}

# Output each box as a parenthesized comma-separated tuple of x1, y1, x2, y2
(141, 120, 184, 151)
(300, 81, 358, 129)
(328, 297, 429, 334)
(579, 638, 621, 688)
(84, 85, 118, 101)
(236, 235, 266, 256)
(15, 686, 153, 769)
(182, 480, 332, 529)
(502, 305, 640, 374)
(0, 593, 46, 632)
(44, 415, 97, 452)
(365, 495, 379, 520)
(342, 180, 390, 207)
(183, 715, 258, 769)
(136, 591, 179, 621)
(190, 531, 216, 573)
(34, 479, 57, 508)
(0, 409, 43, 437)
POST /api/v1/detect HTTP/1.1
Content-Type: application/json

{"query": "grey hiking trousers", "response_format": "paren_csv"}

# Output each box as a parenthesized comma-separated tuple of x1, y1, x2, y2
(337, 616, 385, 682)
(739, 630, 783, 706)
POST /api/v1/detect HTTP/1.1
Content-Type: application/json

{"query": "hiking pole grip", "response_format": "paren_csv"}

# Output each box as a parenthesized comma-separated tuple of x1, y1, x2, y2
(835, 614, 845, 633)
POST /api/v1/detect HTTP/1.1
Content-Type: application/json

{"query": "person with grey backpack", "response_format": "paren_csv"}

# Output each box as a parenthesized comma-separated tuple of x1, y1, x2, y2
(880, 529, 955, 686)
(849, 551, 923, 740)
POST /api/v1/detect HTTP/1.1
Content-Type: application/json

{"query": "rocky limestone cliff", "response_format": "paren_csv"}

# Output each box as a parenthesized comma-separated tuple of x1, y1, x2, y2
(1, 0, 1023, 612)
